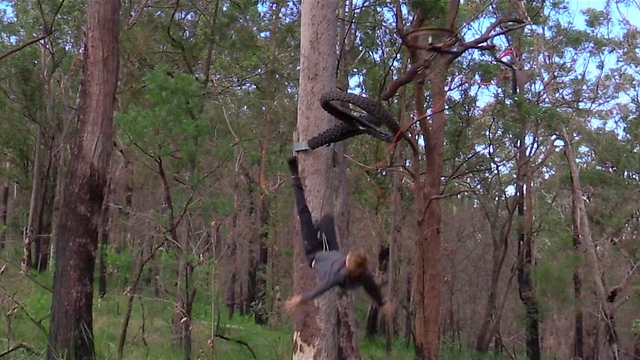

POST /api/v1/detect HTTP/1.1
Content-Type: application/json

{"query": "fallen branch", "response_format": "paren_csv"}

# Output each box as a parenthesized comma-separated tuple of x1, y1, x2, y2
(215, 334, 257, 359)
(0, 343, 37, 358)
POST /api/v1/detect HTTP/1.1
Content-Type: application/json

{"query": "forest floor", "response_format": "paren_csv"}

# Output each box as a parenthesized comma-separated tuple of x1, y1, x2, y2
(0, 266, 509, 360)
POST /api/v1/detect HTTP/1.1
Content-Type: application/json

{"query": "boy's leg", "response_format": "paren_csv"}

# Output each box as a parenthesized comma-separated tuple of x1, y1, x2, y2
(288, 156, 323, 265)
(316, 215, 339, 251)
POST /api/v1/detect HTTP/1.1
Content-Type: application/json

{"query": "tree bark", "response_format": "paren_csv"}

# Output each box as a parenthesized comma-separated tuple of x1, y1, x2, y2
(250, 1, 282, 325)
(412, 56, 449, 360)
(47, 0, 119, 357)
(50, 133, 70, 264)
(474, 205, 516, 352)
(516, 154, 541, 360)
(98, 175, 113, 298)
(1, 163, 9, 251)
(22, 126, 43, 273)
(293, 0, 344, 358)
(34, 36, 58, 273)
(34, 148, 55, 272)
(385, 179, 403, 354)
(570, 174, 584, 359)
(254, 193, 269, 325)
(226, 189, 239, 319)
(564, 131, 620, 360)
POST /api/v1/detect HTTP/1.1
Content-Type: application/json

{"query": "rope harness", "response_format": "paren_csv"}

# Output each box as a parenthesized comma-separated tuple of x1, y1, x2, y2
(318, 229, 329, 251)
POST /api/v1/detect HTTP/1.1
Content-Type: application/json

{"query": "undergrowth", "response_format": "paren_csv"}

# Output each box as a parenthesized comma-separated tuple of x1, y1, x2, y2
(0, 265, 508, 360)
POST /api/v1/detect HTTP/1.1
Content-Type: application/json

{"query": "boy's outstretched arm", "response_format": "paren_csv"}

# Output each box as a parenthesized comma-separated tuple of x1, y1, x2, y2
(286, 277, 341, 314)
(361, 273, 396, 317)
(285, 294, 306, 314)
(360, 272, 385, 306)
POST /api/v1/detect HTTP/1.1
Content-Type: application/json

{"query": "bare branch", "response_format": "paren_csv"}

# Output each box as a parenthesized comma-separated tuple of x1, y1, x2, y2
(608, 261, 640, 303)
(0, 32, 53, 61)
(461, 18, 528, 52)
(380, 62, 424, 101)
(127, 0, 151, 30)
(393, 0, 404, 38)
(0, 343, 37, 358)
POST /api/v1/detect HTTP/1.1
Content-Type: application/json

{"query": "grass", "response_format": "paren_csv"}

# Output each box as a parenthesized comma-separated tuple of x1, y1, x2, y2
(0, 266, 509, 360)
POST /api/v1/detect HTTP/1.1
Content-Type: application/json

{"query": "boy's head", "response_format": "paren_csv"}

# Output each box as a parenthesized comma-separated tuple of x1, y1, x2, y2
(345, 248, 368, 278)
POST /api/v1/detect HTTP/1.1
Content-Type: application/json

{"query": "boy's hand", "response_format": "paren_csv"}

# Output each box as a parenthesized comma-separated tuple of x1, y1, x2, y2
(286, 294, 305, 314)
(380, 302, 396, 317)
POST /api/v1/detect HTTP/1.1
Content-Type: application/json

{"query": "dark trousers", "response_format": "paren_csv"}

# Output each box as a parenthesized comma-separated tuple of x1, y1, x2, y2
(292, 180, 339, 266)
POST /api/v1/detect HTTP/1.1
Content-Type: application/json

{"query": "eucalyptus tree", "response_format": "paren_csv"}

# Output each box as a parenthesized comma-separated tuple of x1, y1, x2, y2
(497, 1, 640, 358)
(371, 1, 530, 358)
(47, 0, 120, 358)
(291, 0, 352, 358)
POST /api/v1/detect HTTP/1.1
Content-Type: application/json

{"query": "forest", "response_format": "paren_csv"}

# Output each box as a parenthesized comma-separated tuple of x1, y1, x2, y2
(1, 0, 639, 359)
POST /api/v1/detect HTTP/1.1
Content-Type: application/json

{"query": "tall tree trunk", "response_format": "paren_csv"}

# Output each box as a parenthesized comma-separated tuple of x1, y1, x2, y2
(50, 136, 69, 265)
(571, 179, 584, 359)
(35, 149, 55, 272)
(563, 131, 620, 360)
(516, 156, 540, 360)
(475, 212, 514, 352)
(251, 0, 283, 326)
(160, 158, 193, 358)
(242, 172, 256, 316)
(409, 46, 451, 358)
(1, 163, 9, 251)
(47, 0, 119, 357)
(98, 175, 113, 298)
(400, 3, 528, 357)
(514, 64, 539, 359)
(115, 146, 134, 253)
(226, 187, 239, 319)
(34, 35, 58, 273)
(254, 193, 269, 325)
(22, 126, 43, 273)
(293, 0, 344, 358)
(385, 177, 403, 354)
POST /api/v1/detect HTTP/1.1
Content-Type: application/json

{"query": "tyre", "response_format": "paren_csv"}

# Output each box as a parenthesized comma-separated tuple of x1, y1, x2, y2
(307, 123, 362, 150)
(320, 90, 402, 140)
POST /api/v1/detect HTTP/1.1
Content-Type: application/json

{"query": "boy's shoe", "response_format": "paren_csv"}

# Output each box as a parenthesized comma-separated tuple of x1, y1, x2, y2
(287, 156, 299, 176)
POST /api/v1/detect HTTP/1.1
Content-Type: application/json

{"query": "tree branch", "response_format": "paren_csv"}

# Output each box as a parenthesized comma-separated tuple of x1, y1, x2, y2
(127, 0, 151, 30)
(393, 0, 404, 38)
(0, 343, 37, 358)
(215, 334, 257, 359)
(0, 32, 53, 61)
(608, 261, 640, 303)
(461, 18, 527, 52)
